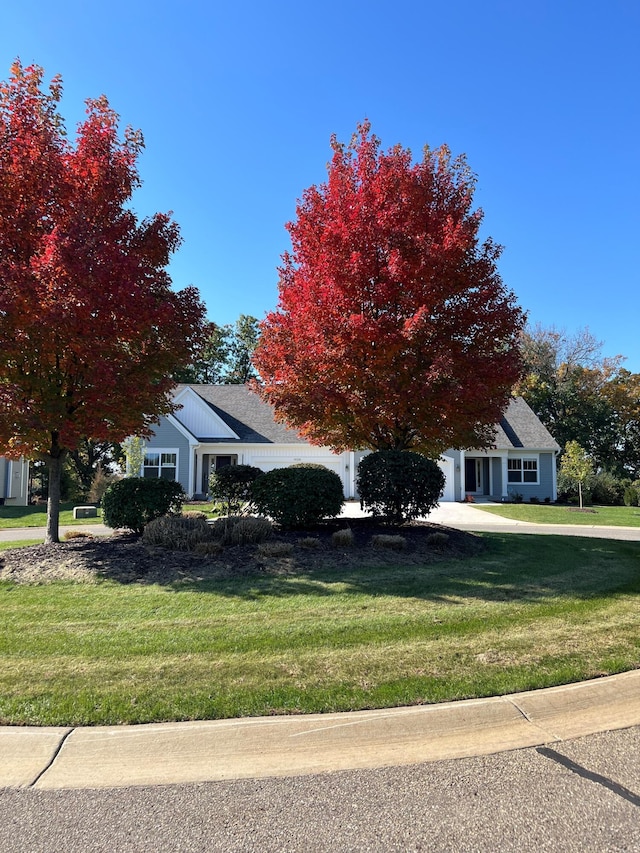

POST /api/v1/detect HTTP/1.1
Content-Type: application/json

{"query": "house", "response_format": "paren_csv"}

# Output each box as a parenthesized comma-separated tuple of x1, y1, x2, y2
(0, 456, 30, 506)
(142, 386, 560, 502)
(142, 385, 560, 503)
(441, 396, 561, 502)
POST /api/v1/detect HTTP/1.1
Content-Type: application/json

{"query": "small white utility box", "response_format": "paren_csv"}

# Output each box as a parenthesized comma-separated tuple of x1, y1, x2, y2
(73, 506, 98, 519)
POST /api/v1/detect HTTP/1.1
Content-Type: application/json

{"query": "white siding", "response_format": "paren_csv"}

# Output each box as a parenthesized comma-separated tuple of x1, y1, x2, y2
(438, 457, 455, 502)
(174, 394, 238, 440)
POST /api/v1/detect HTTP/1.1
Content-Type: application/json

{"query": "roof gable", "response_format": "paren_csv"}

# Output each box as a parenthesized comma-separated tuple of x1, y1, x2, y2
(172, 386, 240, 440)
(492, 397, 561, 451)
(174, 384, 307, 444)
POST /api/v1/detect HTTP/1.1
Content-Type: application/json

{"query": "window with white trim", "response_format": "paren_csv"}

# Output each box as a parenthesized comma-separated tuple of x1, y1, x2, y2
(143, 451, 177, 480)
(508, 457, 538, 484)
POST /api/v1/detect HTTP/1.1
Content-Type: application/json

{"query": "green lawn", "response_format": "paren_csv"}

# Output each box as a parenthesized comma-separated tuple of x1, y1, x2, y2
(0, 502, 103, 529)
(1, 533, 639, 726)
(0, 539, 42, 551)
(472, 503, 640, 527)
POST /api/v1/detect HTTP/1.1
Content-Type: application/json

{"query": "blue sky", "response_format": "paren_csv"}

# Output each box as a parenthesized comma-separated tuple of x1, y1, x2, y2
(3, 1, 639, 371)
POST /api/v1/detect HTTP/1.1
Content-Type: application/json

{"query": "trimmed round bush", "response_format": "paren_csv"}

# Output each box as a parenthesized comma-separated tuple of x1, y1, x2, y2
(209, 464, 264, 515)
(357, 450, 445, 525)
(102, 477, 185, 534)
(251, 463, 344, 528)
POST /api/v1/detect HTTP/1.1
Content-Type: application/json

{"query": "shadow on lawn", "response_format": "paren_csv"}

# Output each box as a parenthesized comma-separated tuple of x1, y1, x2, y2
(106, 530, 640, 604)
(174, 536, 640, 604)
(1, 525, 639, 605)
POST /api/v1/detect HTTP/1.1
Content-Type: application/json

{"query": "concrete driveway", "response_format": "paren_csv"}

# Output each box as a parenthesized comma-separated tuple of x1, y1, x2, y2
(341, 500, 640, 541)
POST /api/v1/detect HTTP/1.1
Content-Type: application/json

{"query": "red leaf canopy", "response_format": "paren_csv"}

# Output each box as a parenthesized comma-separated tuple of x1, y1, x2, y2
(0, 62, 206, 459)
(254, 121, 525, 456)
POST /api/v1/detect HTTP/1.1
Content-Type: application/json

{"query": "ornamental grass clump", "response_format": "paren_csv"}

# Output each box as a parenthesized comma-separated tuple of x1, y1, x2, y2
(142, 515, 212, 551)
(371, 534, 407, 551)
(331, 528, 354, 548)
(209, 515, 274, 546)
(192, 541, 224, 557)
(426, 531, 450, 549)
(257, 541, 294, 558)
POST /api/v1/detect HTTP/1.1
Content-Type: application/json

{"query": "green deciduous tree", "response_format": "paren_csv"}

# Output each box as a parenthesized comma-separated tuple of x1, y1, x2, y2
(173, 315, 260, 385)
(560, 441, 594, 509)
(517, 324, 640, 478)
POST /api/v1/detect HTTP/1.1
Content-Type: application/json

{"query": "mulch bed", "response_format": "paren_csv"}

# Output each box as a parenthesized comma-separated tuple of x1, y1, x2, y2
(0, 517, 484, 586)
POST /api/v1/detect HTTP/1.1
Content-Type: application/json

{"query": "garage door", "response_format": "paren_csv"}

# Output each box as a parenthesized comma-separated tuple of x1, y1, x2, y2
(438, 457, 455, 502)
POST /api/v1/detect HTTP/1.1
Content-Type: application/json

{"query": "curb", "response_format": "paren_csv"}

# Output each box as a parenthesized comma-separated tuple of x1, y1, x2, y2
(2, 670, 639, 791)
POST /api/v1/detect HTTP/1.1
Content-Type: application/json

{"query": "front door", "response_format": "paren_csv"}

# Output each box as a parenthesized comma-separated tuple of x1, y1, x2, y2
(202, 454, 237, 493)
(465, 458, 483, 495)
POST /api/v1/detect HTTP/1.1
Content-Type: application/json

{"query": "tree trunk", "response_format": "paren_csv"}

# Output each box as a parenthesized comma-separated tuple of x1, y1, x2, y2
(45, 435, 66, 545)
(578, 480, 583, 510)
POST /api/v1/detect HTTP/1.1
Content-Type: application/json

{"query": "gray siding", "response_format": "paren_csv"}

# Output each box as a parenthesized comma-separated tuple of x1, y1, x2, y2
(491, 457, 503, 496)
(145, 420, 192, 495)
(499, 452, 556, 503)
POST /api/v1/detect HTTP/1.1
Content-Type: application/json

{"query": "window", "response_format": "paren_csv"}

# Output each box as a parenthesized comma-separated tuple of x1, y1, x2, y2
(508, 457, 538, 484)
(144, 451, 177, 480)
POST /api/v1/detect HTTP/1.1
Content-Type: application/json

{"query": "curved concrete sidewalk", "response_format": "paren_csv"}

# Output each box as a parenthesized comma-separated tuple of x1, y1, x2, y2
(2, 670, 639, 791)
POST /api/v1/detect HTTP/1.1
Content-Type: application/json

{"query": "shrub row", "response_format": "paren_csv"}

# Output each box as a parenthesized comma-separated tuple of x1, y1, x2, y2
(557, 470, 640, 506)
(103, 450, 448, 536)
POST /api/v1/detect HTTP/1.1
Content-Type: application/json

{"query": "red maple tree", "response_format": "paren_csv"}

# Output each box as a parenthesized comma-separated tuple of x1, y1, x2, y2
(0, 61, 206, 542)
(254, 121, 525, 456)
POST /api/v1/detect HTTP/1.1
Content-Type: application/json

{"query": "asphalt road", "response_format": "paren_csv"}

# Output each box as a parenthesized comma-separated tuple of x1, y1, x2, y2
(2, 726, 639, 852)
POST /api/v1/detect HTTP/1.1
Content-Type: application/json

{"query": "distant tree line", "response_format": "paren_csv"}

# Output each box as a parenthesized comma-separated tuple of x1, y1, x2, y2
(172, 315, 260, 385)
(516, 324, 640, 504)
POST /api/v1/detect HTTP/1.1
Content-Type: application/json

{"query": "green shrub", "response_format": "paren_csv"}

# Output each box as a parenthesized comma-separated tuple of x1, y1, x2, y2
(208, 465, 264, 515)
(102, 477, 184, 534)
(251, 464, 344, 528)
(142, 515, 212, 551)
(356, 451, 445, 525)
(332, 528, 354, 548)
(589, 470, 624, 506)
(623, 485, 640, 507)
(298, 537, 320, 549)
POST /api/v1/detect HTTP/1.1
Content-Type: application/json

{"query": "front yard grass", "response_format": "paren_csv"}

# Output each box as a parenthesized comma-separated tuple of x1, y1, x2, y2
(473, 503, 640, 527)
(0, 502, 102, 529)
(1, 532, 639, 726)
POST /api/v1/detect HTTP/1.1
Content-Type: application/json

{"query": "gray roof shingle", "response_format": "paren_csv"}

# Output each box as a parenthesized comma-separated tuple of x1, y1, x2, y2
(175, 384, 308, 444)
(176, 385, 560, 452)
(493, 397, 561, 451)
